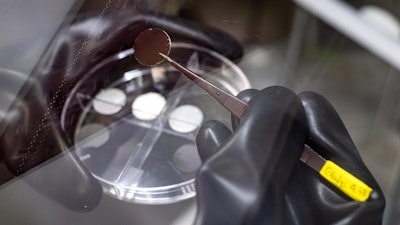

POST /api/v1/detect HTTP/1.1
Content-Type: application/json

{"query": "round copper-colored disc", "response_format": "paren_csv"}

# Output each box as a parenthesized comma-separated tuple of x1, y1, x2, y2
(133, 28, 171, 66)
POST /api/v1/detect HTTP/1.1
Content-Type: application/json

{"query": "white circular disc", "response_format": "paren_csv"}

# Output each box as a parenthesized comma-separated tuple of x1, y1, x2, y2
(93, 88, 127, 115)
(173, 144, 201, 173)
(168, 105, 203, 133)
(75, 123, 110, 148)
(132, 92, 166, 120)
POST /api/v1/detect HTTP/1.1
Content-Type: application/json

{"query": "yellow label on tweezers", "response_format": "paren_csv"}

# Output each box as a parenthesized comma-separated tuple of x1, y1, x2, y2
(319, 160, 372, 202)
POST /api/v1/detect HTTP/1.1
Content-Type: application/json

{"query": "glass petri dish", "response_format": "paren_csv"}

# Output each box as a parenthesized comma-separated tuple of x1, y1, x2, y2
(61, 42, 250, 204)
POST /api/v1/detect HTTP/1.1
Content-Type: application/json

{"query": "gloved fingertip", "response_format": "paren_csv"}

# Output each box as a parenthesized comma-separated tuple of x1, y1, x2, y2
(196, 120, 232, 162)
(298, 91, 359, 157)
(231, 89, 260, 130)
(237, 89, 260, 103)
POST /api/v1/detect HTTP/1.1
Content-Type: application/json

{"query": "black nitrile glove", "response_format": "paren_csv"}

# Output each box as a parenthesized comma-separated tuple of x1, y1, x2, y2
(194, 86, 385, 225)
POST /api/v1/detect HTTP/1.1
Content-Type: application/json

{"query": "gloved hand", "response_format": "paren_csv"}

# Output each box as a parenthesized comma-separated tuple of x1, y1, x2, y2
(194, 86, 385, 225)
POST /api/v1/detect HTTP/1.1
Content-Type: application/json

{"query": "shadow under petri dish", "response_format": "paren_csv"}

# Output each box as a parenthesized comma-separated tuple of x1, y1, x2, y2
(131, 92, 166, 120)
(168, 104, 204, 133)
(75, 123, 110, 148)
(92, 88, 127, 115)
(173, 144, 202, 173)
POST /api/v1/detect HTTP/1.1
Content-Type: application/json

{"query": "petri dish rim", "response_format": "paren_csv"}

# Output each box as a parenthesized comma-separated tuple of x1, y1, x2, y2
(61, 42, 250, 204)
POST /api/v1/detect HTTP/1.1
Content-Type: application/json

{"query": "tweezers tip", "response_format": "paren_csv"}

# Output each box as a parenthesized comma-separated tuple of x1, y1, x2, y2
(158, 52, 170, 61)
